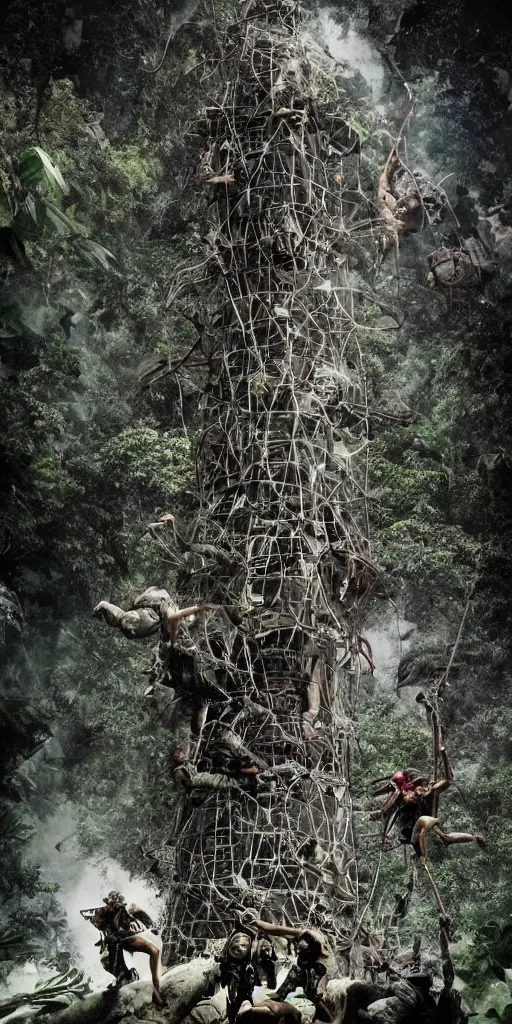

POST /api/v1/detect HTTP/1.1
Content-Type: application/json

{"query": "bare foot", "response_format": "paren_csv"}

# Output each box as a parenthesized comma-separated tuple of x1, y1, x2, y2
(474, 835, 486, 848)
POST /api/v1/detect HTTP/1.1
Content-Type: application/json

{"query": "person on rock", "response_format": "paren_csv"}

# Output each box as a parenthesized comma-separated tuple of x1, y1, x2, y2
(90, 906, 138, 988)
(241, 911, 335, 1022)
(220, 923, 299, 1024)
(91, 891, 163, 1006)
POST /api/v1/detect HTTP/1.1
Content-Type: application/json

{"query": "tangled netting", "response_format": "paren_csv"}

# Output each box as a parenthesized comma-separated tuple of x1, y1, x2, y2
(158, 0, 377, 963)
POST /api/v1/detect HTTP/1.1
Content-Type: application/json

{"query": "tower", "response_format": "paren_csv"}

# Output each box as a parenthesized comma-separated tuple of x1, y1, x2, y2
(160, 0, 373, 962)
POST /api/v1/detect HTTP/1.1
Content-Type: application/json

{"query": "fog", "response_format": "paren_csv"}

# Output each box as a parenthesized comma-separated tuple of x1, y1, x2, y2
(24, 805, 162, 989)
(317, 10, 385, 100)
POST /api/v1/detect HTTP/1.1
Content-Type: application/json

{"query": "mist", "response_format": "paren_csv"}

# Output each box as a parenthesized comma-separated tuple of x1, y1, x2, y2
(25, 805, 162, 988)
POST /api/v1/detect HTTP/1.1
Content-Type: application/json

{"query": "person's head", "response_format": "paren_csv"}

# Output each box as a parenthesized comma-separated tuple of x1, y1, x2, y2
(104, 890, 126, 907)
(172, 747, 187, 766)
(226, 931, 252, 961)
(297, 931, 323, 963)
(391, 770, 405, 785)
(297, 938, 311, 960)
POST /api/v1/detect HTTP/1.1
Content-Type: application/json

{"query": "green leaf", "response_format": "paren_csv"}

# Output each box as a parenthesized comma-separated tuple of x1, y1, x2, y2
(19, 147, 68, 194)
(42, 198, 79, 236)
(24, 193, 39, 225)
(0, 808, 35, 845)
(78, 237, 116, 268)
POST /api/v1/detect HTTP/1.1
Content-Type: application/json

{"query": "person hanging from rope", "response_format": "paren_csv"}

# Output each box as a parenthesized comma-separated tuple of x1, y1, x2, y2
(371, 743, 485, 861)
(89, 891, 164, 1006)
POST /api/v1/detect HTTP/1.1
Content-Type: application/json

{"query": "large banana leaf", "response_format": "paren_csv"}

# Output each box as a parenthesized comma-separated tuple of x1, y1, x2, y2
(0, 927, 43, 964)
(0, 968, 90, 1019)
(18, 148, 68, 195)
(40, 200, 115, 268)
(33, 968, 89, 999)
(11, 149, 115, 269)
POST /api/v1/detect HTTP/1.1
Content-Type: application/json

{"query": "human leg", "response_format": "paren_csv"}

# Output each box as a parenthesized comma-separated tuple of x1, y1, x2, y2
(434, 827, 485, 848)
(410, 815, 439, 861)
(123, 936, 163, 1005)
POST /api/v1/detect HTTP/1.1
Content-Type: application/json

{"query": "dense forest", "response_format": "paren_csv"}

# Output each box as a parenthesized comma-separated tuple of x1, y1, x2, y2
(1, 0, 512, 1022)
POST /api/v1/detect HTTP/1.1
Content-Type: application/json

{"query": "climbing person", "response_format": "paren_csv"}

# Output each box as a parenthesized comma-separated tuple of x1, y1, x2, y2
(171, 746, 268, 795)
(171, 746, 244, 793)
(93, 586, 213, 643)
(91, 891, 163, 1006)
(369, 769, 422, 845)
(371, 746, 485, 861)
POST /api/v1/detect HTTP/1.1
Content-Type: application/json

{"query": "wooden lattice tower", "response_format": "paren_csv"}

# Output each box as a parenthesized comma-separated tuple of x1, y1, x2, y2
(160, 0, 374, 962)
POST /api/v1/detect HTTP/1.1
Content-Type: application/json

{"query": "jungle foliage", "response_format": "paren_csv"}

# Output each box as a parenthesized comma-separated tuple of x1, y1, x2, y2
(0, 0, 211, 973)
(358, 265, 512, 1005)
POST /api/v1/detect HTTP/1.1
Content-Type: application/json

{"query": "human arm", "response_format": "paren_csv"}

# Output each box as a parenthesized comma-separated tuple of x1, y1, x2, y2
(163, 603, 214, 642)
(92, 601, 126, 629)
(378, 150, 399, 212)
(241, 910, 302, 937)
